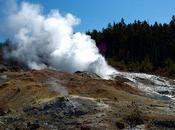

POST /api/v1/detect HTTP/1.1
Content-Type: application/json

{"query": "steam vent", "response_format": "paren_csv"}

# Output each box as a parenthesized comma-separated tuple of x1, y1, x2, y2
(1, 0, 175, 130)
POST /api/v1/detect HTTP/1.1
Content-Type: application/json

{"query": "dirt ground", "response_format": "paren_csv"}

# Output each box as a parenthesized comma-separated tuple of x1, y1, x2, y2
(0, 69, 175, 130)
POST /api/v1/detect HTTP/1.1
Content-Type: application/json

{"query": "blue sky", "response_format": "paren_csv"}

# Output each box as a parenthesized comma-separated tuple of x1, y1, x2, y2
(23, 0, 175, 32)
(1, 0, 175, 41)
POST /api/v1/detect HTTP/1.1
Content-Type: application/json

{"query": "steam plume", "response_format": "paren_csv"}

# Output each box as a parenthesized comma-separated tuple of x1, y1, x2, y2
(1, 1, 117, 79)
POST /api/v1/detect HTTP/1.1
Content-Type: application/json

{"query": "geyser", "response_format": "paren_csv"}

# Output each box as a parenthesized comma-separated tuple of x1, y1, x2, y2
(1, 1, 117, 79)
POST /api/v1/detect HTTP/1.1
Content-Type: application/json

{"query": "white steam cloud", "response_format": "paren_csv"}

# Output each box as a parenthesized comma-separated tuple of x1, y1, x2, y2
(2, 1, 117, 79)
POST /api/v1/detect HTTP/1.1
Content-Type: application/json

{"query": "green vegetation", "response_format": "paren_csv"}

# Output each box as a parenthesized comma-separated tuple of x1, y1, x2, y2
(2, 16, 175, 77)
(87, 16, 175, 77)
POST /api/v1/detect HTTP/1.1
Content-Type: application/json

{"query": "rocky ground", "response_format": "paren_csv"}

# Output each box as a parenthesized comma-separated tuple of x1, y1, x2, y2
(0, 69, 175, 130)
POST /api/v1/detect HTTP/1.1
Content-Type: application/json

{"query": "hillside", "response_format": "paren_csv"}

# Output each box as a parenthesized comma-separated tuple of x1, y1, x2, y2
(1, 69, 175, 130)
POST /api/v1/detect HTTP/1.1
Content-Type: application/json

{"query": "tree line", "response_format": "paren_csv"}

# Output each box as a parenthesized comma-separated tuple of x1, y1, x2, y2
(87, 16, 175, 77)
(1, 16, 175, 76)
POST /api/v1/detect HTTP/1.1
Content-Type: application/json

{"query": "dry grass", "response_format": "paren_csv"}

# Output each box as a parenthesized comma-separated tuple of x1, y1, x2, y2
(0, 69, 175, 129)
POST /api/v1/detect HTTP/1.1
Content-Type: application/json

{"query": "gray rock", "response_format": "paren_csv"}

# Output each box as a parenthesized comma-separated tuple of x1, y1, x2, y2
(74, 71, 101, 79)
(0, 65, 8, 72)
